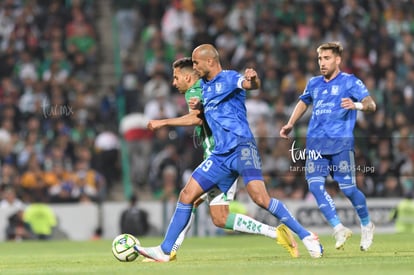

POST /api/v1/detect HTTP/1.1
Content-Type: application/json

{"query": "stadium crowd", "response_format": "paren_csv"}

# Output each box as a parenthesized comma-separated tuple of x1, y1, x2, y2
(1, 0, 414, 215)
(0, 0, 112, 209)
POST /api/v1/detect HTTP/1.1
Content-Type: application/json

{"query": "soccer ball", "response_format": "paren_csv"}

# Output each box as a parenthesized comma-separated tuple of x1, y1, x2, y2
(112, 233, 140, 262)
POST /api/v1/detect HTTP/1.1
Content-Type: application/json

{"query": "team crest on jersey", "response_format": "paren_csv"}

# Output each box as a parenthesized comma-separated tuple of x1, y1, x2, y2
(339, 160, 349, 173)
(331, 85, 339, 95)
(215, 83, 222, 93)
(241, 148, 250, 158)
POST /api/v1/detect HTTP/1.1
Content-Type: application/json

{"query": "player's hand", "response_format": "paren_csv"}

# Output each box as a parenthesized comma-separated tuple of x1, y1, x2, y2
(280, 124, 293, 139)
(244, 68, 257, 81)
(189, 97, 201, 110)
(341, 98, 357, 110)
(147, 120, 163, 131)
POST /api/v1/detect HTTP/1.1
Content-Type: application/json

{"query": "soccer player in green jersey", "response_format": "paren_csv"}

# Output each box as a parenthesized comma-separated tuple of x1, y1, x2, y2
(146, 57, 298, 260)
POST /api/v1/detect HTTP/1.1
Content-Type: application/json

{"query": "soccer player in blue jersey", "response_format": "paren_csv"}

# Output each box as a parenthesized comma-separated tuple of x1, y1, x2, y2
(280, 42, 376, 251)
(146, 57, 298, 260)
(136, 45, 323, 261)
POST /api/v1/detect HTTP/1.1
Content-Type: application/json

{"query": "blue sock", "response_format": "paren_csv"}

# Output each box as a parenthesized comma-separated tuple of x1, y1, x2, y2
(341, 186, 370, 226)
(308, 179, 340, 227)
(160, 202, 193, 253)
(267, 198, 309, 240)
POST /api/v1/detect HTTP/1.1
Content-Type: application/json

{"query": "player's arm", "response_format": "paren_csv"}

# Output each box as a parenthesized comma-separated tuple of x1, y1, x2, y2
(242, 68, 261, 90)
(147, 109, 203, 131)
(340, 95, 376, 113)
(280, 100, 308, 139)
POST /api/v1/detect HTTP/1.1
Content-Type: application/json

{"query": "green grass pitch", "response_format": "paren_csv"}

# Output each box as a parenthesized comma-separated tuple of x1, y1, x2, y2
(0, 233, 413, 275)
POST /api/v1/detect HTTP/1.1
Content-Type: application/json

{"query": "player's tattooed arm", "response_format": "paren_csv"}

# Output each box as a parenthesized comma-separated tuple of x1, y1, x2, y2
(361, 96, 376, 113)
(341, 96, 376, 113)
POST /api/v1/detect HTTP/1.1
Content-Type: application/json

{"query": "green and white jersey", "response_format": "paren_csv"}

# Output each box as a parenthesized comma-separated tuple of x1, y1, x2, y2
(185, 79, 215, 158)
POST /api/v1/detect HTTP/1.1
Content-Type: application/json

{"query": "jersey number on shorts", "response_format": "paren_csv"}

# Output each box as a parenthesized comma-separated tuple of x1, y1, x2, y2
(202, 159, 213, 172)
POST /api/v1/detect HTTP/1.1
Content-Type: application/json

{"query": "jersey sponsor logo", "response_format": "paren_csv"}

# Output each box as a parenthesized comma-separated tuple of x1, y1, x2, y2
(314, 100, 335, 116)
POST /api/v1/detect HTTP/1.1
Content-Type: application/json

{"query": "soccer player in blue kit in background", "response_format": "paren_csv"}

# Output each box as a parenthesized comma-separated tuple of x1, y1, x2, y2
(136, 44, 324, 261)
(280, 42, 376, 251)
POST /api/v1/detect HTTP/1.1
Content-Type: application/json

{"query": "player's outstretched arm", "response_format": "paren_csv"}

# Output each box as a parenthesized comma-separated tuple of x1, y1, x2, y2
(147, 110, 203, 131)
(280, 100, 308, 139)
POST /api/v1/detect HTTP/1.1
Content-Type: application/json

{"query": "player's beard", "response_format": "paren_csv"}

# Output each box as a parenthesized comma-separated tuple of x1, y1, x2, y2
(321, 67, 335, 81)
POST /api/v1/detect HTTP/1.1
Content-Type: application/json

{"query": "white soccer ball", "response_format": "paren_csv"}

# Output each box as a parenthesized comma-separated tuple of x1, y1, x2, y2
(112, 233, 140, 262)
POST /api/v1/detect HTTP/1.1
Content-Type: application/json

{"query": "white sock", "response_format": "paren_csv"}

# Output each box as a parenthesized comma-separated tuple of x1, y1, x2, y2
(232, 213, 277, 239)
(333, 223, 345, 232)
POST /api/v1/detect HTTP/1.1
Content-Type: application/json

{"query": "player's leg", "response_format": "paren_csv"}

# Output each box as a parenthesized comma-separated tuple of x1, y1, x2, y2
(235, 142, 322, 258)
(305, 156, 352, 249)
(170, 196, 206, 255)
(332, 151, 375, 251)
(209, 181, 277, 239)
(136, 176, 205, 262)
(207, 182, 298, 257)
(245, 179, 322, 258)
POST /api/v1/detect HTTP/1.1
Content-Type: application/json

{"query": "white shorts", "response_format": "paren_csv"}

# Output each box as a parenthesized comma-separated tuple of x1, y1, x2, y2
(199, 178, 238, 206)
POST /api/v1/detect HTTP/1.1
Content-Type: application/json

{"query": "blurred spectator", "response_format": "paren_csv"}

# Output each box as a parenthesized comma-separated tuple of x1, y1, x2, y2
(120, 194, 150, 237)
(18, 153, 47, 202)
(23, 197, 57, 240)
(268, 170, 306, 200)
(72, 159, 106, 203)
(390, 193, 414, 233)
(119, 112, 153, 188)
(0, 186, 25, 210)
(5, 209, 34, 241)
(144, 86, 177, 120)
(45, 161, 78, 203)
(112, 0, 141, 59)
(161, 0, 195, 48)
(0, 162, 19, 189)
(93, 130, 120, 192)
(118, 60, 141, 114)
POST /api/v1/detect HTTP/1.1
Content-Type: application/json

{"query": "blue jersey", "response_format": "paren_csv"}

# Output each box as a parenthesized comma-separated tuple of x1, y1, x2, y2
(200, 70, 255, 154)
(299, 72, 370, 154)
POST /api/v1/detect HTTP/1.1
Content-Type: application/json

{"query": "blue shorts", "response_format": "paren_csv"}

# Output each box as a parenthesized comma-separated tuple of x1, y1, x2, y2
(305, 150, 356, 187)
(193, 141, 264, 194)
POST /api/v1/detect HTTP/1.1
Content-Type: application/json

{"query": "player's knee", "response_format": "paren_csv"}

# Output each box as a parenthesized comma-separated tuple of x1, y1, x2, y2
(340, 185, 356, 198)
(250, 194, 269, 208)
(308, 178, 325, 195)
(179, 188, 195, 204)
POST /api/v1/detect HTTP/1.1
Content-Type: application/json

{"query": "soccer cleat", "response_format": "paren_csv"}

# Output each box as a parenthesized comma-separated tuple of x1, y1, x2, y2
(135, 245, 176, 262)
(276, 224, 299, 258)
(333, 226, 352, 250)
(302, 233, 323, 258)
(360, 222, 375, 251)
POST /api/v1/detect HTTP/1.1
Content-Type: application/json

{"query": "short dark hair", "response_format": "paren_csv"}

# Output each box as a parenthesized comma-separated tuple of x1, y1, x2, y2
(172, 57, 193, 70)
(317, 42, 343, 57)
